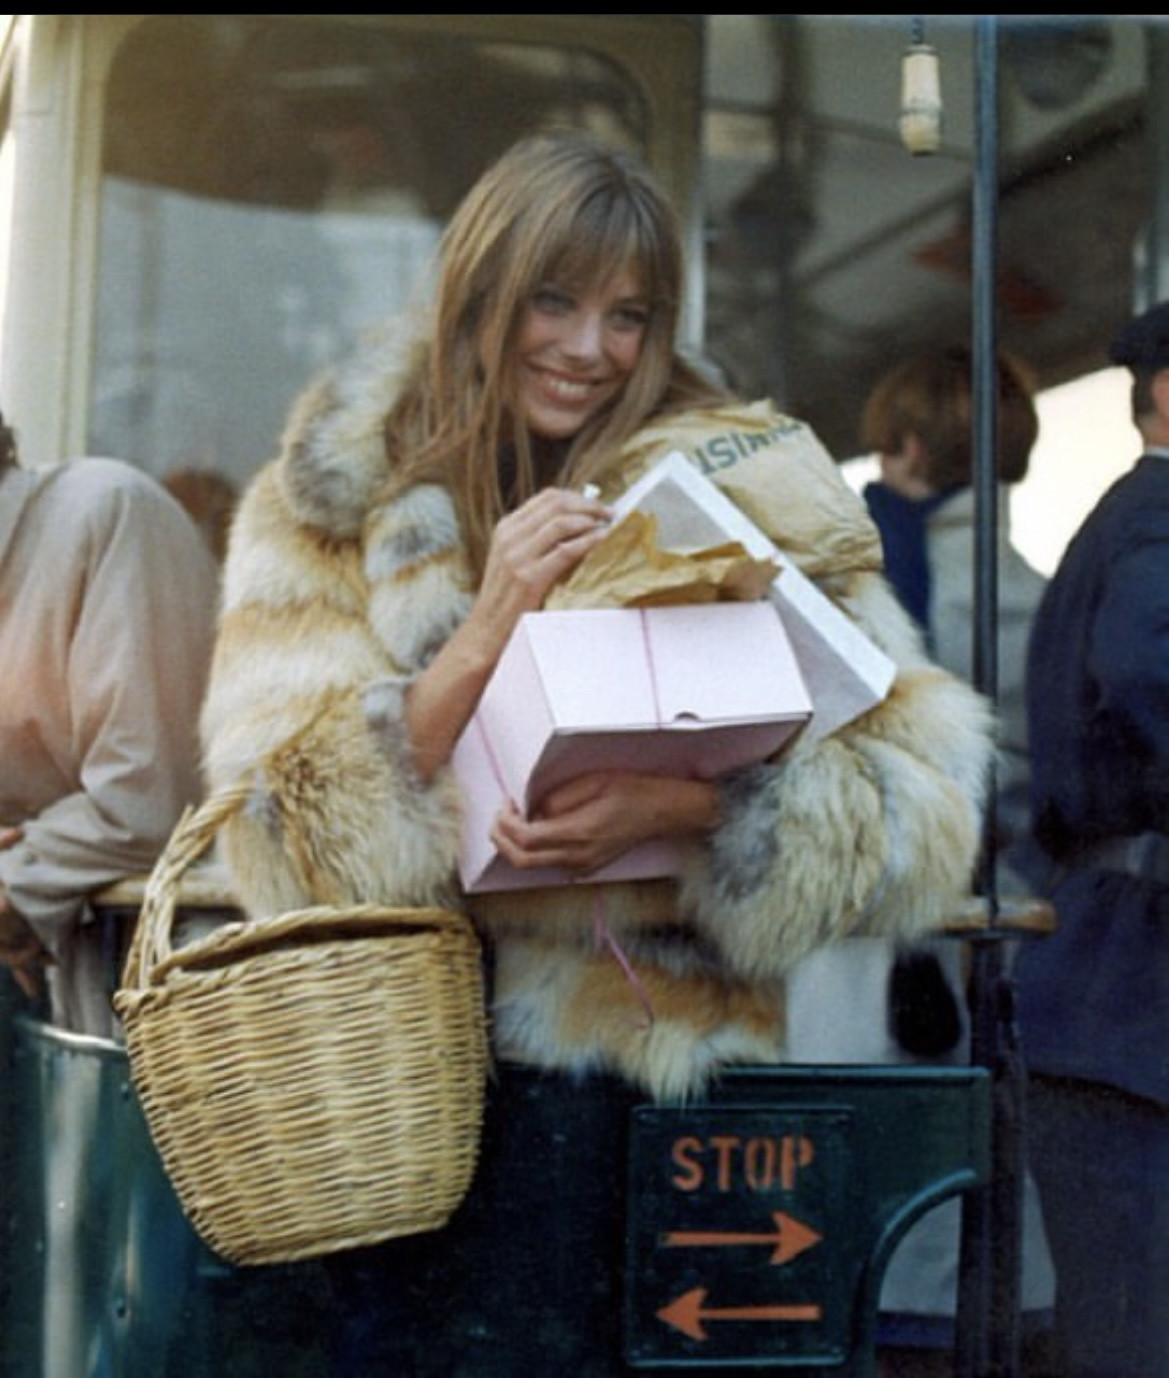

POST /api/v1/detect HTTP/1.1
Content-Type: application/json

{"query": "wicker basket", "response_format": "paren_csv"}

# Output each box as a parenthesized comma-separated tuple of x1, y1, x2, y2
(113, 783, 489, 1267)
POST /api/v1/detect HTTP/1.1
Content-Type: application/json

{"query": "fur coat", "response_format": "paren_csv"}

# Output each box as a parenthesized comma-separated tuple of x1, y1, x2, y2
(200, 324, 993, 1101)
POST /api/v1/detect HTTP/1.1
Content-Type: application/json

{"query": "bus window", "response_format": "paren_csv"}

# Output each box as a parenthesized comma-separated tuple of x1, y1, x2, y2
(90, 16, 655, 490)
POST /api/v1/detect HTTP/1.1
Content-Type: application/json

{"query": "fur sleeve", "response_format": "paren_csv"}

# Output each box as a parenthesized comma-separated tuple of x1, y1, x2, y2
(677, 572, 994, 979)
(199, 463, 465, 917)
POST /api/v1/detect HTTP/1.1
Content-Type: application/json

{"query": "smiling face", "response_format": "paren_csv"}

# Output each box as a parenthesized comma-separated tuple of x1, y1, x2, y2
(510, 270, 650, 441)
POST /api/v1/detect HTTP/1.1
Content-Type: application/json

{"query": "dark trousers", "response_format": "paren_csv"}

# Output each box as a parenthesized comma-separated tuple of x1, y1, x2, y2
(1026, 1073, 1169, 1378)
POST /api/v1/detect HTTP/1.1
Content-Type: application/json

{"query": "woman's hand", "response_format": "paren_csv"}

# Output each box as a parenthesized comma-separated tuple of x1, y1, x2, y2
(464, 486, 613, 663)
(489, 771, 720, 876)
(405, 488, 611, 779)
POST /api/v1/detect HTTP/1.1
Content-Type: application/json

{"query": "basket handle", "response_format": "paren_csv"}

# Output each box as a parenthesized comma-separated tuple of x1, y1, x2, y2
(121, 782, 253, 990)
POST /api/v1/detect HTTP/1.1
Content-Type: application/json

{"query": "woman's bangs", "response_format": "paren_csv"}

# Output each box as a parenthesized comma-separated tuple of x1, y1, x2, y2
(548, 194, 662, 299)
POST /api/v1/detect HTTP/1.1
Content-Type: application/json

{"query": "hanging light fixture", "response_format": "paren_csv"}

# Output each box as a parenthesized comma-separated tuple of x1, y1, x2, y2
(900, 17, 942, 155)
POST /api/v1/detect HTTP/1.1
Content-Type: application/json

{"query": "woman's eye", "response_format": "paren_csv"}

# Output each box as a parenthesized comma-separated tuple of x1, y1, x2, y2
(532, 287, 574, 314)
(612, 304, 651, 331)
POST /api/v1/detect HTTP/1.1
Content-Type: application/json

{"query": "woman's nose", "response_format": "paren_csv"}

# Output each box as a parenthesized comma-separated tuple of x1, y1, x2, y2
(562, 310, 604, 359)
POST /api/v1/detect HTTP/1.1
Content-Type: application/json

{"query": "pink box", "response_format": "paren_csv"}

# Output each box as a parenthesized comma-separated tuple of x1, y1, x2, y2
(452, 602, 812, 892)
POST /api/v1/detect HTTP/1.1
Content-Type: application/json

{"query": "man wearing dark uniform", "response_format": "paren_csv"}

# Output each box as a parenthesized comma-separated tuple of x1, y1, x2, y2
(1017, 299, 1169, 1378)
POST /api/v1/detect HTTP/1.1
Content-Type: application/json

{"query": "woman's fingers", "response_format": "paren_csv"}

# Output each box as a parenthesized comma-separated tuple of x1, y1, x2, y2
(490, 801, 602, 872)
(487, 488, 611, 595)
(469, 489, 612, 652)
(489, 773, 719, 875)
(489, 775, 641, 874)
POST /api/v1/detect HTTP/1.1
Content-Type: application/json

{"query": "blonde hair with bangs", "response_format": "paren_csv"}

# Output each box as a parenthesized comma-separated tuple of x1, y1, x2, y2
(384, 128, 727, 577)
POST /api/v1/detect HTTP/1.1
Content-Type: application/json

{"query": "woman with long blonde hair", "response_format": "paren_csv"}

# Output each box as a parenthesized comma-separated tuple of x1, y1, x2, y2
(201, 128, 993, 1371)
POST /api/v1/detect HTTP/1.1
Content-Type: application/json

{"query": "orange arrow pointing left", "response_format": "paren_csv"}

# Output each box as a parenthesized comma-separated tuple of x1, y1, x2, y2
(663, 1210, 822, 1264)
(657, 1287, 822, 1341)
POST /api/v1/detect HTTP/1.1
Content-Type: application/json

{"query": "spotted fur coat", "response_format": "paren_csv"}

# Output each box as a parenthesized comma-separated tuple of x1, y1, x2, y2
(200, 324, 993, 1101)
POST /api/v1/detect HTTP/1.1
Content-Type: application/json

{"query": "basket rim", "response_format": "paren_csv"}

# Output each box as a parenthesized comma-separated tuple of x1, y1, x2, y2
(117, 902, 479, 994)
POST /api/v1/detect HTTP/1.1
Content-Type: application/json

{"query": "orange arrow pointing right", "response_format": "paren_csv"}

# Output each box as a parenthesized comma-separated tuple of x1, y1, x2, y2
(663, 1210, 822, 1264)
(657, 1286, 822, 1341)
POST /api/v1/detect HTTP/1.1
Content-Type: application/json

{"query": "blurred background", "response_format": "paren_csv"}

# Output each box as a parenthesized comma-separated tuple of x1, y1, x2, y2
(0, 15, 1160, 568)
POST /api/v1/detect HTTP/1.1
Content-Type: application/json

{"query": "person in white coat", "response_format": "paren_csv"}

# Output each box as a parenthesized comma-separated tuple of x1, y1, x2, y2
(788, 345, 1054, 1374)
(861, 344, 1047, 898)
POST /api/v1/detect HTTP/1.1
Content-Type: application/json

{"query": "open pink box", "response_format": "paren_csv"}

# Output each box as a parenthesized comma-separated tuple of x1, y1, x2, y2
(452, 601, 812, 893)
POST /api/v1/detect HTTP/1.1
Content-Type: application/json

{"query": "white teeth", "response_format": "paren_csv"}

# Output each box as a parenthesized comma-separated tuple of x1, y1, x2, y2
(544, 376, 592, 401)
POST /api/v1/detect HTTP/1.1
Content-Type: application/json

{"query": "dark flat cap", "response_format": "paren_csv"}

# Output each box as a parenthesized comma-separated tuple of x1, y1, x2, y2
(1109, 300, 1169, 371)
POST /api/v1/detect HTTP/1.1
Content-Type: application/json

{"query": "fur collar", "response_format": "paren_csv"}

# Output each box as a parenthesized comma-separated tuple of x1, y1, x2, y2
(278, 320, 423, 539)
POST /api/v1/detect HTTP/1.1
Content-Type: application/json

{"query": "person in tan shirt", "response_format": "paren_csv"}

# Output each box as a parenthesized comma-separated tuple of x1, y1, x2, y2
(0, 410, 219, 1034)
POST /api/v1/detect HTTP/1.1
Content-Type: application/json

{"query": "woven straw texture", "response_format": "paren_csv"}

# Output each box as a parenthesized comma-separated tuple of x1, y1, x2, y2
(113, 783, 488, 1267)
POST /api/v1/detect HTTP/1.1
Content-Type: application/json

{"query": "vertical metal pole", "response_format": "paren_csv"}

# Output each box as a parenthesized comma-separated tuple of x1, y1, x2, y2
(955, 14, 1024, 1378)
(970, 27, 999, 724)
(1144, 22, 1169, 306)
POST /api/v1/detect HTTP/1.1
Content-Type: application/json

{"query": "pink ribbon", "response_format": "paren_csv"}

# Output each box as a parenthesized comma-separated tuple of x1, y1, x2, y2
(592, 887, 655, 1030)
